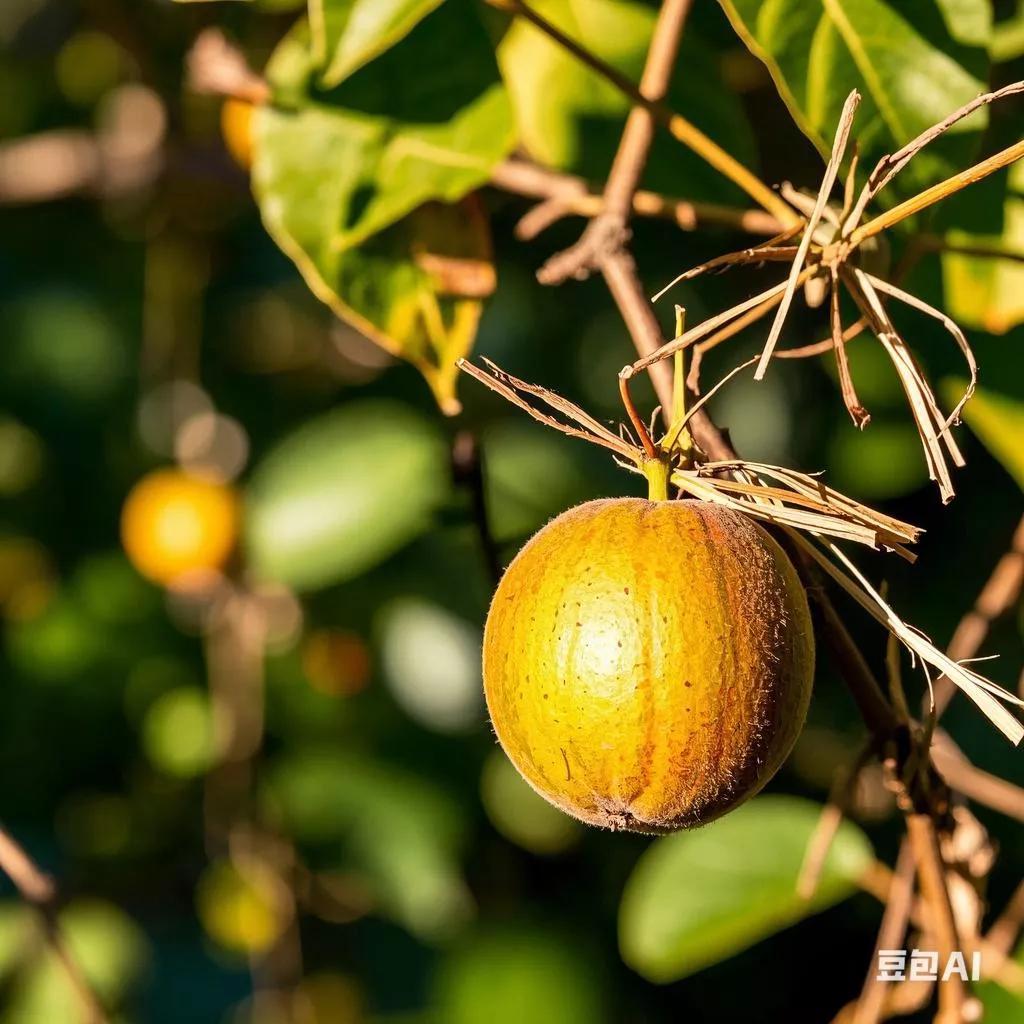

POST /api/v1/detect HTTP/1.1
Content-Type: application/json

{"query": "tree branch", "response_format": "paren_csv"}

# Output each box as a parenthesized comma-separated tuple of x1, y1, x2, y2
(905, 814, 967, 1023)
(852, 838, 916, 1024)
(490, 159, 783, 237)
(538, 0, 693, 284)
(485, 0, 797, 226)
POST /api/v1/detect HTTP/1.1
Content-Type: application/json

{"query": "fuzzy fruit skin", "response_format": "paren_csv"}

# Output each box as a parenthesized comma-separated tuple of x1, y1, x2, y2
(483, 498, 814, 833)
(121, 469, 239, 587)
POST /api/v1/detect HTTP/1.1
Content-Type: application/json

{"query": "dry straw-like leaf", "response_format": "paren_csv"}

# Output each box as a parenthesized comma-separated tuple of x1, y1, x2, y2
(458, 356, 1023, 743)
(645, 81, 1024, 503)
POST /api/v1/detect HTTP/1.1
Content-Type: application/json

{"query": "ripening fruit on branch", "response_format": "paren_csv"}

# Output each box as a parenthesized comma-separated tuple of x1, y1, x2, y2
(221, 98, 254, 170)
(483, 498, 814, 833)
(121, 469, 239, 587)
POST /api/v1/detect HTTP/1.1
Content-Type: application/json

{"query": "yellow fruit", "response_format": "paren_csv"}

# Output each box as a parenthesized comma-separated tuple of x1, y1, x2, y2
(221, 98, 254, 169)
(483, 498, 814, 833)
(121, 469, 239, 587)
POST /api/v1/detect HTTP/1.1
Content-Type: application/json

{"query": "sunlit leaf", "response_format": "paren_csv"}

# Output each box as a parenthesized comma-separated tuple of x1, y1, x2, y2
(258, 7, 512, 253)
(619, 796, 873, 983)
(435, 925, 607, 1024)
(718, 0, 991, 192)
(255, 6, 510, 410)
(244, 401, 449, 590)
(944, 378, 1024, 490)
(941, 160, 1024, 334)
(497, 0, 756, 201)
(311, 0, 445, 86)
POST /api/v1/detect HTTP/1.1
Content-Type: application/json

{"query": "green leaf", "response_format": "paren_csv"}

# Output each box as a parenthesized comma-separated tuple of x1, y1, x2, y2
(940, 160, 1024, 334)
(484, 421, 608, 542)
(496, 0, 756, 202)
(944, 378, 1024, 490)
(255, 7, 511, 410)
(618, 796, 873, 983)
(267, 751, 472, 939)
(261, 8, 512, 252)
(311, 0, 446, 86)
(435, 925, 607, 1024)
(828, 420, 930, 499)
(244, 401, 449, 591)
(718, 0, 991, 192)
(978, 937, 1024, 1021)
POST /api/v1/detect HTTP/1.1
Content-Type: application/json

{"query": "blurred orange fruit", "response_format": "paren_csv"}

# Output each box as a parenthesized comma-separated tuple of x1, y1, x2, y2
(121, 469, 239, 587)
(221, 98, 254, 169)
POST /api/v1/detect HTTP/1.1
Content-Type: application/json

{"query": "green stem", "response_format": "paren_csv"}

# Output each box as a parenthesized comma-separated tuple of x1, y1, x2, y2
(643, 457, 670, 501)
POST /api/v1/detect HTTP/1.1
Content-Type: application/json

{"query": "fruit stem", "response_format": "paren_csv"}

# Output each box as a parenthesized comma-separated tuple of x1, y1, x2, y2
(619, 371, 658, 460)
(643, 457, 671, 501)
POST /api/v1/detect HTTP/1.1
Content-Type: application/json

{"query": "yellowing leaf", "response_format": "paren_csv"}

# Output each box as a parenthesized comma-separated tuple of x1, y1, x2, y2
(254, 8, 511, 411)
(942, 160, 1024, 334)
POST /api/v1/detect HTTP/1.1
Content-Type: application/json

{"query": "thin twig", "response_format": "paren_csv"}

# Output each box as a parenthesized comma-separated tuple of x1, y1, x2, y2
(484, 0, 798, 226)
(490, 159, 783, 237)
(930, 734, 1024, 824)
(851, 138, 1024, 247)
(0, 824, 109, 1024)
(853, 838, 916, 1024)
(789, 544, 902, 743)
(905, 814, 966, 1023)
(986, 877, 1024, 958)
(186, 28, 271, 105)
(830, 265, 869, 427)
(451, 431, 502, 584)
(538, 0, 694, 285)
(685, 288, 788, 392)
(796, 742, 872, 900)
(845, 81, 1024, 232)
(931, 514, 1024, 719)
